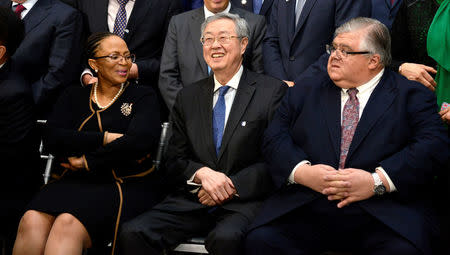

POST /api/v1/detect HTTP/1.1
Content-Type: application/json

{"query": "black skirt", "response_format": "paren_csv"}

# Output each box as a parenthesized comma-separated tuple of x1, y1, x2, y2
(27, 171, 164, 246)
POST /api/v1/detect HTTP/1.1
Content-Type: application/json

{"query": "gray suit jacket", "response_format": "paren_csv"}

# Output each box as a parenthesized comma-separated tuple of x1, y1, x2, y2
(158, 6, 266, 110)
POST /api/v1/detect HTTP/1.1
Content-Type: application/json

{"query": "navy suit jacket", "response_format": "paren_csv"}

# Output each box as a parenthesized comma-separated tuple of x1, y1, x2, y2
(371, 0, 402, 30)
(263, 0, 371, 81)
(231, 0, 274, 22)
(0, 0, 83, 116)
(254, 70, 449, 254)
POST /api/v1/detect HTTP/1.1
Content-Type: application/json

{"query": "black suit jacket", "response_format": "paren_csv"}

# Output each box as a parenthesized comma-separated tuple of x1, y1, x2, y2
(155, 69, 287, 218)
(158, 6, 266, 110)
(0, 0, 83, 116)
(74, 0, 182, 86)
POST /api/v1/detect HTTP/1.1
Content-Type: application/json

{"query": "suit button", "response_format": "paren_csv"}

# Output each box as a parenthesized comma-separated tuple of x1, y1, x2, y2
(289, 56, 295, 61)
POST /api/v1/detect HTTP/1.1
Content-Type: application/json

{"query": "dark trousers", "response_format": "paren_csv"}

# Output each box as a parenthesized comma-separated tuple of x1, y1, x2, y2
(245, 198, 422, 255)
(118, 206, 251, 255)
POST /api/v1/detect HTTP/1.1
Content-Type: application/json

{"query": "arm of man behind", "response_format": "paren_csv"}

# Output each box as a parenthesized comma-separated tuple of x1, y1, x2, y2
(262, 0, 288, 80)
(32, 10, 84, 108)
(158, 16, 184, 111)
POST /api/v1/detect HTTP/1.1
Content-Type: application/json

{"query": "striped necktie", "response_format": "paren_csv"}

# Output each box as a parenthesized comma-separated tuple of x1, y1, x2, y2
(113, 0, 130, 38)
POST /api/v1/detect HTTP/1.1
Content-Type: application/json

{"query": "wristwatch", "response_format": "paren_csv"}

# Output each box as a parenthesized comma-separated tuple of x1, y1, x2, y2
(372, 172, 386, 196)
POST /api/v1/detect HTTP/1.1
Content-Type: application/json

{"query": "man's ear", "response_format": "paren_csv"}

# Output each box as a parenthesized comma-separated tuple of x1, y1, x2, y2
(368, 53, 381, 70)
(0, 45, 6, 61)
(240, 37, 249, 55)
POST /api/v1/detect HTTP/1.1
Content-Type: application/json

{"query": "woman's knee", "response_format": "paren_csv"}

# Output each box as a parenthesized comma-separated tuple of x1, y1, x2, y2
(17, 210, 54, 234)
(51, 213, 85, 235)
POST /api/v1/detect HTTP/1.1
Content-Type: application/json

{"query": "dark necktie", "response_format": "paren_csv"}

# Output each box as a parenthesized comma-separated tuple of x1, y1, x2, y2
(113, 0, 129, 38)
(14, 4, 26, 19)
(213, 86, 230, 155)
(253, 0, 262, 14)
(339, 88, 359, 169)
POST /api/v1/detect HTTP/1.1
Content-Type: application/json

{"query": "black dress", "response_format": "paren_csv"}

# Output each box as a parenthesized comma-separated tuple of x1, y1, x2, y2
(27, 82, 164, 250)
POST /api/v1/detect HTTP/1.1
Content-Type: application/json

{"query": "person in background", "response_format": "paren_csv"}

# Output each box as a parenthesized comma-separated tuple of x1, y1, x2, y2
(371, 0, 402, 29)
(12, 32, 164, 255)
(263, 0, 370, 86)
(158, 0, 266, 111)
(74, 0, 182, 121)
(0, 6, 41, 253)
(0, 0, 83, 117)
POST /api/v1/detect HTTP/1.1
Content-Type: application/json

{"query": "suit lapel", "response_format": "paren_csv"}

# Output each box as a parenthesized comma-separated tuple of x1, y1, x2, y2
(189, 8, 208, 76)
(199, 77, 218, 161)
(320, 80, 342, 163)
(260, 0, 273, 15)
(22, 0, 51, 34)
(218, 70, 255, 161)
(293, 0, 317, 39)
(347, 72, 397, 161)
(124, 0, 154, 42)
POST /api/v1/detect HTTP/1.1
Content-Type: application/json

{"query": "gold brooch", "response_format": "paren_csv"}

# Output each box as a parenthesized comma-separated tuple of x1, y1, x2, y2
(121, 103, 133, 116)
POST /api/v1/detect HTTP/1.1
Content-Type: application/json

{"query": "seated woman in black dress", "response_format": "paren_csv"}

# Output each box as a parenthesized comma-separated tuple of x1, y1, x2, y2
(13, 32, 163, 255)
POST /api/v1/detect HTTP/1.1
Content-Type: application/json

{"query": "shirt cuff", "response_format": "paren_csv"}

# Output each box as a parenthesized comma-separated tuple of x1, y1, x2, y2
(288, 160, 311, 184)
(187, 172, 202, 193)
(376, 166, 397, 192)
(80, 68, 93, 87)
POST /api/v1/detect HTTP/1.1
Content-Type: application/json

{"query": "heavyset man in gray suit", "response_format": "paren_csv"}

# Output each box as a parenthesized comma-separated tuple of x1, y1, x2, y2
(158, 0, 266, 111)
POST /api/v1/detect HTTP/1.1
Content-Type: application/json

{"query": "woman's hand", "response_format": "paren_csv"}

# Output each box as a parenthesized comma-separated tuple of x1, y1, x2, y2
(399, 63, 437, 91)
(439, 107, 450, 125)
(61, 156, 86, 171)
(104, 132, 124, 145)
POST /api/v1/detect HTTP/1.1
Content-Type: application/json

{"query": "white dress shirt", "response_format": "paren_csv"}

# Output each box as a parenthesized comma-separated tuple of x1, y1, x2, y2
(288, 69, 397, 192)
(12, 0, 38, 19)
(204, 2, 231, 19)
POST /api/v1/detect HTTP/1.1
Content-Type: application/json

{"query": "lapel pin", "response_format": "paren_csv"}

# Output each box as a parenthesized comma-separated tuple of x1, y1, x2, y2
(241, 121, 247, 127)
(242, 0, 247, 4)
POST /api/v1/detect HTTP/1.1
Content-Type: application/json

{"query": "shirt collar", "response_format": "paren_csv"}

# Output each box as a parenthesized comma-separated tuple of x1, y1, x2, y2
(342, 69, 384, 94)
(213, 65, 243, 92)
(204, 2, 231, 19)
(12, 0, 39, 12)
(0, 63, 5, 69)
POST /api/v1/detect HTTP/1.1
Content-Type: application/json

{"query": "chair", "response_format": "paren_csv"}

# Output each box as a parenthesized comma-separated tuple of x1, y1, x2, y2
(37, 120, 54, 184)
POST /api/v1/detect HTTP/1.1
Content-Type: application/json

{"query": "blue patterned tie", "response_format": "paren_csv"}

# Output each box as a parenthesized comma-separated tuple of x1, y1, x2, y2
(213, 86, 230, 155)
(113, 0, 129, 38)
(253, 0, 262, 14)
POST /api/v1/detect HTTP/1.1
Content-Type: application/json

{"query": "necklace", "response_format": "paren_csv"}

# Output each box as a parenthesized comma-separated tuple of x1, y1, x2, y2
(93, 82, 124, 109)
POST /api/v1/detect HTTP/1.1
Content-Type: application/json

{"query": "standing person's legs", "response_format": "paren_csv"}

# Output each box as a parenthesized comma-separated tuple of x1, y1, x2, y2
(118, 208, 215, 255)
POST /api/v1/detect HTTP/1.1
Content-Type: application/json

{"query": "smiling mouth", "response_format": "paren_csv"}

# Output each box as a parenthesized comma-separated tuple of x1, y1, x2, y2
(117, 70, 128, 76)
(212, 53, 225, 58)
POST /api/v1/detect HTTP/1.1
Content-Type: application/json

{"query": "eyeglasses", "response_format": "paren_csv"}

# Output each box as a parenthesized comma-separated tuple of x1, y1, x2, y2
(326, 44, 371, 58)
(200, 35, 242, 46)
(92, 53, 136, 63)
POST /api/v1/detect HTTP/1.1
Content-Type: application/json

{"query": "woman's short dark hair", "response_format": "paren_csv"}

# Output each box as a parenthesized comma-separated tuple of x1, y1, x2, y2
(0, 7, 25, 57)
(85, 32, 116, 61)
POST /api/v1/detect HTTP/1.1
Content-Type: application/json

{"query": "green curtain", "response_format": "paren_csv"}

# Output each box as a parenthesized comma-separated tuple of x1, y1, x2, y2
(427, 0, 450, 109)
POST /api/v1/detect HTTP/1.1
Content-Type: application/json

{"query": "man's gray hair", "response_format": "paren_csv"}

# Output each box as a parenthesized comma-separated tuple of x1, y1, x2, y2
(200, 12, 250, 40)
(335, 17, 391, 66)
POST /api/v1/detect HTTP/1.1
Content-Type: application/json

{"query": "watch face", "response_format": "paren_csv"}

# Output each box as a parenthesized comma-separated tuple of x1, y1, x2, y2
(374, 185, 386, 195)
